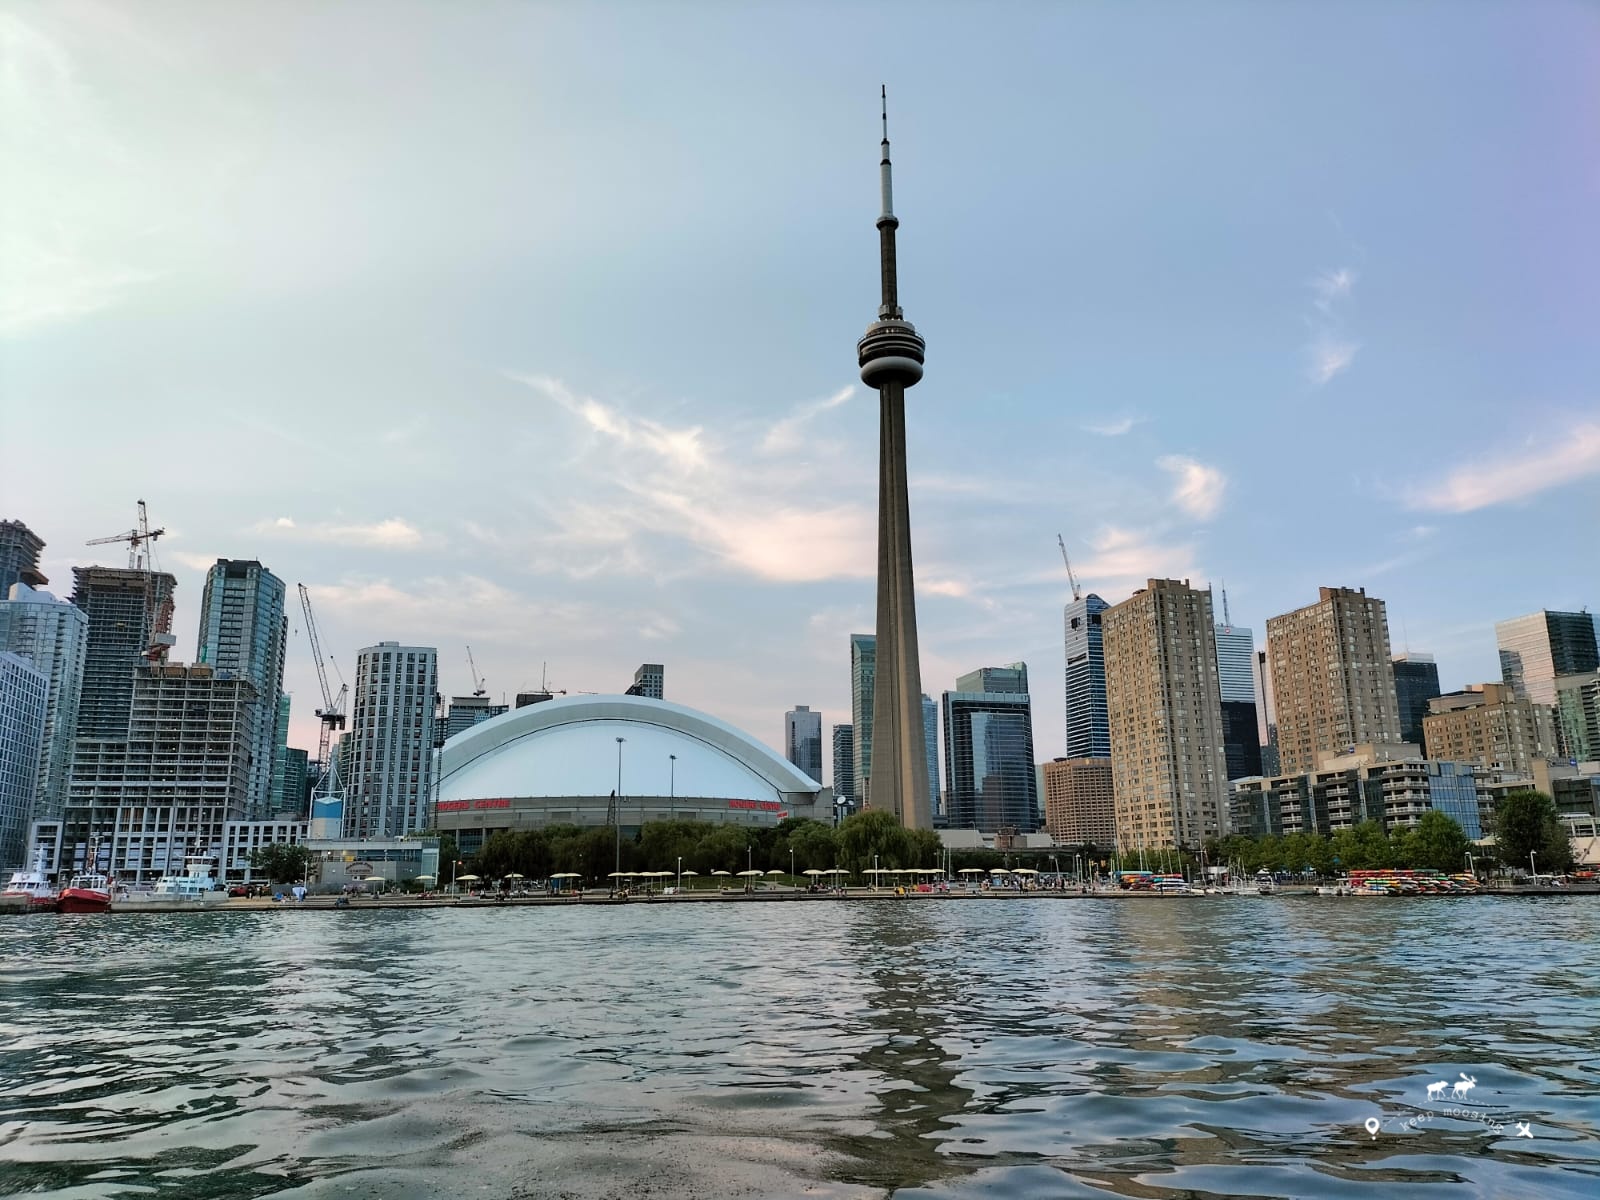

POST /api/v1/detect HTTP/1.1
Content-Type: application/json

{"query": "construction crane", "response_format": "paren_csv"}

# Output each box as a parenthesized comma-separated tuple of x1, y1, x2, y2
(297, 583, 348, 790)
(86, 499, 166, 570)
(467, 646, 486, 698)
(1057, 534, 1082, 602)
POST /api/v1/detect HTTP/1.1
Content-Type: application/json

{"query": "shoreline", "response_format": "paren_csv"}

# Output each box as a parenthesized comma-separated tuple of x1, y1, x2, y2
(12, 882, 1593, 914)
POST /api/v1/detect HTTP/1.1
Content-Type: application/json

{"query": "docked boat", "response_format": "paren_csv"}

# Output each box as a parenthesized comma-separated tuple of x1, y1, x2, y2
(58, 868, 113, 914)
(1, 846, 58, 914)
(113, 856, 227, 911)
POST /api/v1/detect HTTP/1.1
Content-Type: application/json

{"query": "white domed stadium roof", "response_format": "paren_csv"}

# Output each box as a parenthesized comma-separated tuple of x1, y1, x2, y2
(437, 694, 822, 804)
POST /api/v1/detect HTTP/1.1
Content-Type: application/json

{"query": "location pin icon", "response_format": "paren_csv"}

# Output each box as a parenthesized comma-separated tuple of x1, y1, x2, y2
(1364, 1117, 1381, 1139)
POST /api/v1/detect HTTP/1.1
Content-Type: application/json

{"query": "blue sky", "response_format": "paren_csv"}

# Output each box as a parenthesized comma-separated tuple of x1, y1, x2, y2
(3, 1, 1597, 779)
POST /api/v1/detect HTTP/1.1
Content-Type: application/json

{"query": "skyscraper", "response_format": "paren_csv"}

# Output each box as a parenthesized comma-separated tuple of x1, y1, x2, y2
(196, 559, 287, 819)
(0, 520, 48, 597)
(832, 723, 856, 808)
(344, 642, 438, 838)
(0, 651, 48, 868)
(1392, 652, 1442, 752)
(858, 91, 931, 831)
(942, 676, 1039, 834)
(1254, 648, 1280, 776)
(0, 582, 88, 820)
(1211, 620, 1261, 781)
(1042, 757, 1116, 849)
(921, 693, 940, 817)
(1064, 594, 1111, 758)
(1496, 610, 1600, 706)
(71, 566, 177, 739)
(784, 705, 823, 784)
(850, 634, 875, 802)
(441, 695, 508, 740)
(1103, 580, 1229, 852)
(1265, 587, 1403, 776)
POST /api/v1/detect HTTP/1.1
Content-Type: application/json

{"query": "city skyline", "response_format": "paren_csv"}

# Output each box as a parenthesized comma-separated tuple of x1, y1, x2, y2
(4, 3, 1598, 772)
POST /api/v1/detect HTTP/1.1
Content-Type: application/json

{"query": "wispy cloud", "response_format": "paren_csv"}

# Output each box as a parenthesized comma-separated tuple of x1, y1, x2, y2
(1308, 334, 1359, 385)
(1304, 266, 1359, 384)
(1083, 415, 1145, 437)
(1409, 420, 1600, 513)
(1078, 525, 1204, 600)
(760, 385, 854, 454)
(252, 516, 424, 548)
(508, 373, 874, 583)
(1157, 455, 1227, 520)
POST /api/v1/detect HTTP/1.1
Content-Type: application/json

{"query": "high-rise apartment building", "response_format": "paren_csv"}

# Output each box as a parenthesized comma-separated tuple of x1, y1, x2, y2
(1555, 672, 1600, 763)
(1392, 653, 1442, 752)
(1041, 757, 1116, 848)
(0, 583, 88, 819)
(0, 651, 49, 868)
(1265, 586, 1403, 776)
(64, 663, 258, 881)
(1496, 610, 1600, 706)
(1422, 684, 1558, 778)
(784, 705, 823, 783)
(344, 642, 438, 838)
(196, 559, 286, 819)
(625, 663, 664, 700)
(832, 724, 856, 808)
(441, 695, 508, 741)
(1063, 594, 1110, 758)
(1103, 579, 1229, 852)
(942, 683, 1038, 833)
(921, 693, 940, 817)
(850, 634, 875, 802)
(1255, 649, 1279, 776)
(71, 566, 177, 739)
(0, 520, 48, 597)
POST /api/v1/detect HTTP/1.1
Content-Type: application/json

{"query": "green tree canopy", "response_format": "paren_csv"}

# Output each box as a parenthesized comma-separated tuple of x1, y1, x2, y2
(1493, 790, 1573, 873)
(248, 842, 311, 883)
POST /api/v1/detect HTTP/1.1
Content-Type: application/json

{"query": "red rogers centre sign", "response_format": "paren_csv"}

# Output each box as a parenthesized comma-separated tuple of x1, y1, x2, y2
(437, 798, 512, 813)
(727, 799, 784, 812)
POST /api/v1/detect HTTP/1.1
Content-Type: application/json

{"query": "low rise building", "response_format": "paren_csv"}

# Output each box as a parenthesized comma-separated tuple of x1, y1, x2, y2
(1422, 683, 1559, 779)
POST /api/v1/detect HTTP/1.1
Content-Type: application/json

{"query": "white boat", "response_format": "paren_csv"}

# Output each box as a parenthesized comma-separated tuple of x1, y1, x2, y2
(114, 856, 228, 910)
(1, 846, 58, 914)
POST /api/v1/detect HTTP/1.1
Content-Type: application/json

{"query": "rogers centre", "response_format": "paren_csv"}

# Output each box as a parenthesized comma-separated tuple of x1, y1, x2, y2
(432, 694, 831, 854)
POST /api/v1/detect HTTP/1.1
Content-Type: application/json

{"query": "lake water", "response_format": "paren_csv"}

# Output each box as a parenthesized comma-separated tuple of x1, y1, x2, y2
(2, 896, 1597, 1199)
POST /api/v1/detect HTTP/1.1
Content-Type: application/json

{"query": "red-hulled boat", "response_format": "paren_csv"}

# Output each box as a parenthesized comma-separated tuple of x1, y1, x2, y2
(57, 868, 113, 914)
(1, 846, 58, 914)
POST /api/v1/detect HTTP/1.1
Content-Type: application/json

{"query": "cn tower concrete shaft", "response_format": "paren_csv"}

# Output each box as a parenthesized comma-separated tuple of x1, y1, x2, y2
(856, 90, 931, 831)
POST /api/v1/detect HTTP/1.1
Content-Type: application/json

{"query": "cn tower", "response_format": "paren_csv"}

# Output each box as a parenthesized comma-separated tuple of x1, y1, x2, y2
(857, 88, 932, 831)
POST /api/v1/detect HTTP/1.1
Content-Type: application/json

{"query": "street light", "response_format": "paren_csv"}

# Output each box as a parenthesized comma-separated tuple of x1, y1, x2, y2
(1530, 849, 1538, 885)
(790, 846, 796, 889)
(873, 852, 879, 892)
(452, 858, 462, 893)
(615, 737, 626, 879)
(676, 854, 682, 894)
(669, 754, 677, 819)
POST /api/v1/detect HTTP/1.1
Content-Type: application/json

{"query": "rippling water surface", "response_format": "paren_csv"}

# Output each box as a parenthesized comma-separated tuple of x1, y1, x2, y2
(2, 896, 1598, 1198)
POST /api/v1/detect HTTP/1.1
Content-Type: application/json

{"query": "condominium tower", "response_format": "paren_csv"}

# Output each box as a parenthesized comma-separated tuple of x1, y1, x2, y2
(0, 652, 49, 868)
(1392, 652, 1442, 752)
(1265, 587, 1403, 776)
(1103, 580, 1229, 852)
(1214, 618, 1261, 780)
(0, 520, 48, 597)
(343, 642, 438, 837)
(1496, 610, 1600, 706)
(832, 723, 856, 808)
(850, 634, 875, 802)
(196, 560, 287, 819)
(1063, 594, 1111, 758)
(942, 664, 1039, 833)
(0, 583, 88, 819)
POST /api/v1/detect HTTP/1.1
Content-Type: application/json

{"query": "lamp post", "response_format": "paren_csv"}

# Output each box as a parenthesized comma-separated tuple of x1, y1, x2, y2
(1530, 849, 1538, 885)
(615, 737, 625, 879)
(873, 852, 879, 892)
(669, 754, 677, 819)
(1465, 850, 1475, 880)
(452, 858, 461, 893)
(790, 846, 796, 890)
(677, 854, 682, 894)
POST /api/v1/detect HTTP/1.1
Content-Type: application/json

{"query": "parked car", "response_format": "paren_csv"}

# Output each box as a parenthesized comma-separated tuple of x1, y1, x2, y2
(228, 885, 250, 897)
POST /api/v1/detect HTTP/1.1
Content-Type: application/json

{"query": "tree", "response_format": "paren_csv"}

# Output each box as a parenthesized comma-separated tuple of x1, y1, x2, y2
(248, 842, 311, 883)
(1399, 810, 1471, 874)
(1493, 790, 1573, 873)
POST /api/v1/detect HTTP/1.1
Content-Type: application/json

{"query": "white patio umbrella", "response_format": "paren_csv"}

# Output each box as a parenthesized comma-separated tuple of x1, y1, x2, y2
(765, 869, 784, 876)
(504, 872, 526, 880)
(456, 873, 482, 882)
(711, 869, 732, 877)
(988, 868, 1010, 875)
(958, 868, 984, 874)
(736, 869, 763, 877)
(803, 868, 825, 876)
(1013, 868, 1039, 875)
